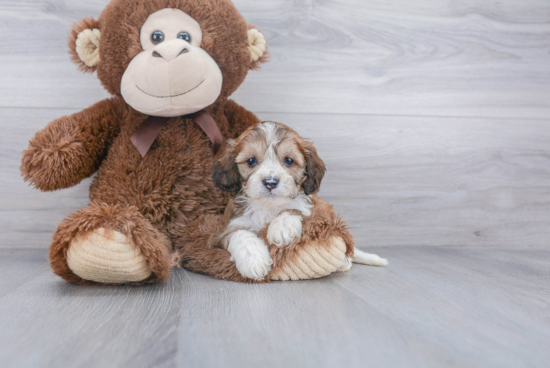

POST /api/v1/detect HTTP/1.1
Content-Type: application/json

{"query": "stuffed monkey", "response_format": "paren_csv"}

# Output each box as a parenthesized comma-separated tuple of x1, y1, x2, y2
(21, 0, 350, 285)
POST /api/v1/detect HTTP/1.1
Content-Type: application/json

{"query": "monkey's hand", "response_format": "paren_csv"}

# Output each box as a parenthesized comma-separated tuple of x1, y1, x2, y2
(21, 97, 124, 191)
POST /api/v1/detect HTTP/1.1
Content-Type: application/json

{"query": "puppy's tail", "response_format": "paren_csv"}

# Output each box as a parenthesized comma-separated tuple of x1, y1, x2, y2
(353, 249, 388, 267)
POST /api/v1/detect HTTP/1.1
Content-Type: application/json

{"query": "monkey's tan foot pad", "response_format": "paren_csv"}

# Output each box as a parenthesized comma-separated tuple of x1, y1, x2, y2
(66, 228, 152, 284)
(270, 237, 348, 281)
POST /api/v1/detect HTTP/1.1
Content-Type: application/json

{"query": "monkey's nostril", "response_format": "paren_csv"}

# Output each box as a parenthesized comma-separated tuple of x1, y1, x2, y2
(152, 50, 163, 58)
(178, 48, 189, 56)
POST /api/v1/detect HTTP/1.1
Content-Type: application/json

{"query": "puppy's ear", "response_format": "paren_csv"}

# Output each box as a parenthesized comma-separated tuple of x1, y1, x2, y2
(212, 140, 242, 193)
(303, 142, 326, 195)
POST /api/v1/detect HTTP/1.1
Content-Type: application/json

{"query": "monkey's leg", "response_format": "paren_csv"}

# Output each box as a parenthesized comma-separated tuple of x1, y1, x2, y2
(268, 237, 350, 281)
(266, 197, 356, 281)
(174, 214, 266, 283)
(49, 202, 172, 285)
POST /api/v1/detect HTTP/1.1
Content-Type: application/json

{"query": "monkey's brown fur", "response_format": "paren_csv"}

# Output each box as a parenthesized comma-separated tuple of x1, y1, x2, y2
(21, 0, 267, 285)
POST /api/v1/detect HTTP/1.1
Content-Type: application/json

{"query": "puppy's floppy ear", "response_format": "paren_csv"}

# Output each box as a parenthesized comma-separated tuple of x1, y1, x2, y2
(302, 141, 326, 195)
(212, 140, 242, 193)
(69, 17, 101, 73)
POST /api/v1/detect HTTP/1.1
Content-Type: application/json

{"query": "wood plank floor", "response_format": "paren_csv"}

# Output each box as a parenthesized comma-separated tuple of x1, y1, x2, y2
(1, 0, 549, 367)
(0, 247, 549, 368)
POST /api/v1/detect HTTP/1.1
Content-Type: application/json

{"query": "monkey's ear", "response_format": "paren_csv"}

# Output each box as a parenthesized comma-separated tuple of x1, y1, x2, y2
(247, 27, 268, 70)
(212, 140, 242, 194)
(303, 142, 326, 195)
(69, 18, 101, 73)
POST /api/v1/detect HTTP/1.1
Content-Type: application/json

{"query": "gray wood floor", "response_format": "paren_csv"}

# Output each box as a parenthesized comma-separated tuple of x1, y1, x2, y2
(1, 0, 549, 367)
(0, 247, 549, 368)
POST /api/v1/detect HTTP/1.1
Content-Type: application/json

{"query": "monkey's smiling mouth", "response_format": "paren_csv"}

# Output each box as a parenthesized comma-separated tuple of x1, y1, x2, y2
(136, 79, 205, 98)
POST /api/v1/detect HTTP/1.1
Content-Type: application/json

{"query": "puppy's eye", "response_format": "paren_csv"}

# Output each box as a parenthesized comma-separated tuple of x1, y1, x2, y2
(247, 158, 257, 167)
(151, 31, 165, 44)
(177, 32, 191, 42)
(284, 157, 295, 167)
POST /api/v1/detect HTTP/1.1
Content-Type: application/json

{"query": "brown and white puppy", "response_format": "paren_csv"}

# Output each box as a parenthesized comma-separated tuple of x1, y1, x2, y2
(211, 122, 387, 280)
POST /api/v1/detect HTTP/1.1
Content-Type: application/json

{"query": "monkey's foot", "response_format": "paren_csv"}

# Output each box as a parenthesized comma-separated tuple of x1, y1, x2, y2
(67, 228, 152, 284)
(270, 236, 347, 281)
(49, 202, 172, 285)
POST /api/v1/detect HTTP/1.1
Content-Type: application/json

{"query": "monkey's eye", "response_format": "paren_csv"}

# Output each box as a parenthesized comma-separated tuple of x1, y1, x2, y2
(247, 158, 257, 167)
(284, 157, 295, 167)
(151, 31, 165, 44)
(177, 32, 191, 42)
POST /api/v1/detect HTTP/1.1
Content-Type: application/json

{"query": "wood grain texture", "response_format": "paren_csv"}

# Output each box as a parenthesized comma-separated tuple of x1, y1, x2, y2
(4, 108, 550, 248)
(0, 247, 549, 368)
(2, 0, 549, 248)
(0, 0, 549, 118)
(1, 1, 549, 366)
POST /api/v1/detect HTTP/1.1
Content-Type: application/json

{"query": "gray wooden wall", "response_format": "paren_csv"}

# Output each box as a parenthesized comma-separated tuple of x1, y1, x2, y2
(1, 0, 549, 248)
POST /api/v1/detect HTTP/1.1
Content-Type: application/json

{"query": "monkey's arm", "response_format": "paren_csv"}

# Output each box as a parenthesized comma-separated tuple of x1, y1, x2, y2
(21, 97, 126, 191)
(224, 99, 261, 138)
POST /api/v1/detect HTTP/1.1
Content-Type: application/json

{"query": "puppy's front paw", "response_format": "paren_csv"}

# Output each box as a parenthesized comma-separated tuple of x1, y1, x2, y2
(228, 230, 273, 280)
(267, 212, 303, 247)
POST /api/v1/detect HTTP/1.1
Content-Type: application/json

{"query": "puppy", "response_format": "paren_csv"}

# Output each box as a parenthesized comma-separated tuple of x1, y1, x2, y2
(210, 122, 387, 280)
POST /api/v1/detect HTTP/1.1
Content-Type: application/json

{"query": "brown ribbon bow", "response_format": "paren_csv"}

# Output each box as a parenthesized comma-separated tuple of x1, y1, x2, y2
(130, 111, 223, 158)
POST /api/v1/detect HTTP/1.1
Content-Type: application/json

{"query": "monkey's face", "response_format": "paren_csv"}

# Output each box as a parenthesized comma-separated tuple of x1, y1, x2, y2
(69, 0, 268, 115)
(120, 8, 223, 117)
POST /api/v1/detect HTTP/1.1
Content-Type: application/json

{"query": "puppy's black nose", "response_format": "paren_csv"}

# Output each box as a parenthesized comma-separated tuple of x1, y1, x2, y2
(263, 177, 279, 190)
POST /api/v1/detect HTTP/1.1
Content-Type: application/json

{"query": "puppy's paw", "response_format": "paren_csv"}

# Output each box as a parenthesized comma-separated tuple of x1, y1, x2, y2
(228, 230, 273, 280)
(267, 212, 303, 247)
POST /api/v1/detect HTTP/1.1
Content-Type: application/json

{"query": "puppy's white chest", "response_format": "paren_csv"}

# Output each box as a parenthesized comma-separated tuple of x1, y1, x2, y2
(229, 194, 313, 234)
(230, 205, 281, 233)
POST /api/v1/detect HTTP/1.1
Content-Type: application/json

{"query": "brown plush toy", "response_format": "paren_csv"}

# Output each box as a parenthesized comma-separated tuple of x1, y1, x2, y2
(20, 0, 361, 285)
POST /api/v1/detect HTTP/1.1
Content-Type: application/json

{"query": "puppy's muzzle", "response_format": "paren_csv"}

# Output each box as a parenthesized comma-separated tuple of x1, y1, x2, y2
(263, 177, 279, 191)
